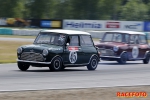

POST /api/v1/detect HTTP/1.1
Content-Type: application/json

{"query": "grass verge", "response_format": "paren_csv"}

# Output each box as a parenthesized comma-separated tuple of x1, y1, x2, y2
(0, 86, 149, 100)
(0, 41, 32, 63)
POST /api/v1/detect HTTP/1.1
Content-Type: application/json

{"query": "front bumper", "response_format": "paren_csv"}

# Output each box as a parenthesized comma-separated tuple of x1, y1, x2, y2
(100, 56, 120, 61)
(17, 59, 51, 64)
(100, 56, 120, 58)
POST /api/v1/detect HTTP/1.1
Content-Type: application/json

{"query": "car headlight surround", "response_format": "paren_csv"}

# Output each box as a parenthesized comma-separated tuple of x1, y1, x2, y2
(17, 47, 22, 54)
(42, 49, 48, 56)
(113, 46, 119, 52)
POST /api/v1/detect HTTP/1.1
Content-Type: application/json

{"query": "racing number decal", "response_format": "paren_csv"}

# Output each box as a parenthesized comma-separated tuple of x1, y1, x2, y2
(69, 51, 77, 63)
(132, 46, 139, 58)
(68, 46, 79, 64)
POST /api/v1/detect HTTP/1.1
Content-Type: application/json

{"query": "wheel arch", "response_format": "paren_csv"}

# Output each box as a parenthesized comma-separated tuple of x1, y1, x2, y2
(50, 55, 63, 64)
(120, 51, 127, 56)
(88, 54, 100, 64)
(144, 51, 150, 59)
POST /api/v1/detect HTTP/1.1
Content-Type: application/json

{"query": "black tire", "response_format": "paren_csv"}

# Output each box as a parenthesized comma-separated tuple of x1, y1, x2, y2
(87, 56, 98, 70)
(17, 62, 30, 71)
(50, 57, 62, 71)
(61, 65, 66, 70)
(143, 54, 150, 64)
(117, 53, 127, 64)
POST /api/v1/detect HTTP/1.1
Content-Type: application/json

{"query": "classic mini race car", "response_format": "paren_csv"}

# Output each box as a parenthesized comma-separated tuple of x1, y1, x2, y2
(95, 30, 150, 64)
(17, 29, 100, 71)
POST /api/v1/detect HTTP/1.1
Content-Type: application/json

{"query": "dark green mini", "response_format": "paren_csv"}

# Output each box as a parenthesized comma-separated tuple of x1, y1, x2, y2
(17, 29, 100, 71)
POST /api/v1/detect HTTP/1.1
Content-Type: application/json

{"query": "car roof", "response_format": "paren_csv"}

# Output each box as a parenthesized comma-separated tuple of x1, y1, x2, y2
(107, 30, 145, 35)
(40, 29, 90, 35)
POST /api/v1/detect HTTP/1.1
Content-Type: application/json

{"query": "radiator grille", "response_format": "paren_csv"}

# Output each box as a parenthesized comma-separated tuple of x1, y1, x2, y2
(20, 52, 44, 62)
(99, 49, 115, 56)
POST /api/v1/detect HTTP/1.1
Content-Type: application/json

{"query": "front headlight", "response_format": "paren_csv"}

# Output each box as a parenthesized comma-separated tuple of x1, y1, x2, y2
(113, 46, 119, 52)
(42, 49, 48, 56)
(17, 47, 22, 54)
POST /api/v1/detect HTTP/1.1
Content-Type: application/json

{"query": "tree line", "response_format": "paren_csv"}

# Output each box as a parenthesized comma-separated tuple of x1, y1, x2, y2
(0, 0, 150, 21)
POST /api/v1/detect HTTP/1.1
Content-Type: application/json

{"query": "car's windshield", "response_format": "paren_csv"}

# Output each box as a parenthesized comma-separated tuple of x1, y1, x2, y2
(34, 32, 66, 45)
(102, 32, 124, 42)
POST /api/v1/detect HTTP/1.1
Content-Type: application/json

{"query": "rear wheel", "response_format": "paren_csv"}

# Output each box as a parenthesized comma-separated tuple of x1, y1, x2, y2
(18, 62, 30, 71)
(87, 56, 98, 70)
(61, 65, 66, 70)
(117, 53, 127, 64)
(49, 57, 62, 71)
(143, 54, 150, 64)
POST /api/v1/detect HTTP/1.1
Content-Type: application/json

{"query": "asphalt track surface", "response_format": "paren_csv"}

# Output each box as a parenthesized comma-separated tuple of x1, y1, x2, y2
(0, 61, 150, 92)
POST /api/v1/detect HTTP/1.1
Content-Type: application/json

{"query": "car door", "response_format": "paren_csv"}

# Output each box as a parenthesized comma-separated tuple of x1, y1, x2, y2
(79, 35, 97, 64)
(138, 35, 149, 58)
(63, 35, 85, 65)
(128, 34, 141, 59)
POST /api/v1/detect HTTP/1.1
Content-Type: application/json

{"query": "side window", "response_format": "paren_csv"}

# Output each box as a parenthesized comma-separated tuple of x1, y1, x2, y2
(103, 34, 113, 41)
(124, 34, 129, 43)
(69, 36, 79, 46)
(139, 35, 147, 44)
(130, 35, 139, 44)
(112, 34, 122, 42)
(80, 35, 93, 46)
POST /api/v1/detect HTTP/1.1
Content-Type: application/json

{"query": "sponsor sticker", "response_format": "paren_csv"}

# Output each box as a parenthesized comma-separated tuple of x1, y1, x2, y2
(124, 23, 141, 29)
(69, 51, 77, 64)
(144, 22, 150, 31)
(41, 21, 50, 27)
(132, 46, 139, 58)
(68, 46, 79, 51)
(41, 21, 61, 28)
(51, 21, 61, 27)
(68, 46, 79, 64)
(106, 22, 120, 28)
(63, 20, 102, 29)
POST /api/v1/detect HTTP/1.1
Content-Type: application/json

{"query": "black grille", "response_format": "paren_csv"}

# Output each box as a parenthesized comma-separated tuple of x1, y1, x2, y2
(99, 49, 115, 56)
(20, 52, 44, 62)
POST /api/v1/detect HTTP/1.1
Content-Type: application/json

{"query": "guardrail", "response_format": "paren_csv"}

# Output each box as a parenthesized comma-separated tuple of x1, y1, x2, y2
(0, 28, 13, 35)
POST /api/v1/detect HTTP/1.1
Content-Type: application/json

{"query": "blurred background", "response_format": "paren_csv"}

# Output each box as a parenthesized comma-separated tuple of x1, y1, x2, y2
(0, 0, 150, 27)
(0, 0, 150, 20)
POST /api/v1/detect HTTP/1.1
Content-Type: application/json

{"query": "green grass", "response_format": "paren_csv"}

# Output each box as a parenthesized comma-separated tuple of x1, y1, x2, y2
(0, 41, 32, 63)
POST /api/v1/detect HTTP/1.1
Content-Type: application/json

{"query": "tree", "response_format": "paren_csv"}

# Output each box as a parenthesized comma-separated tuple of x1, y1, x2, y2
(120, 0, 148, 21)
(70, 0, 99, 19)
(98, 0, 121, 20)
(26, 0, 56, 19)
(0, 0, 23, 18)
(54, 0, 73, 19)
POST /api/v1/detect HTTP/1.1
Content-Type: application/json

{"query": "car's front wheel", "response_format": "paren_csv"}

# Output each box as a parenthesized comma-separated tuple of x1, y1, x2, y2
(117, 53, 127, 64)
(17, 62, 30, 71)
(87, 56, 98, 70)
(49, 57, 62, 71)
(143, 53, 150, 64)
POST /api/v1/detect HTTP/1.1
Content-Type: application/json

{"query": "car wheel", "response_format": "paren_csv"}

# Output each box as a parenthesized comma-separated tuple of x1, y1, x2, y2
(17, 62, 30, 71)
(61, 65, 66, 70)
(50, 57, 62, 71)
(143, 54, 150, 64)
(117, 53, 127, 64)
(87, 56, 98, 70)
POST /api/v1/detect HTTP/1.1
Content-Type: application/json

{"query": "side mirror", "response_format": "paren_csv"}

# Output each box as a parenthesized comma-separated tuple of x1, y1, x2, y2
(66, 43, 69, 46)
